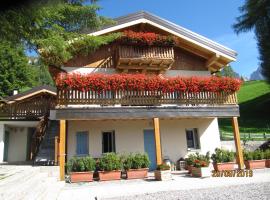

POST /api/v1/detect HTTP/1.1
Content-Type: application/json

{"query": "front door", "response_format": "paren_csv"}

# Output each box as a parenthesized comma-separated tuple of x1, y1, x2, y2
(3, 131, 9, 162)
(144, 130, 157, 171)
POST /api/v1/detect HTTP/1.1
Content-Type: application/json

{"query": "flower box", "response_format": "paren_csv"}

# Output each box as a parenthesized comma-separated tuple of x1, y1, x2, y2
(154, 170, 172, 181)
(187, 165, 192, 174)
(126, 168, 148, 179)
(266, 160, 270, 168)
(213, 162, 235, 171)
(70, 171, 94, 183)
(98, 170, 122, 181)
(191, 166, 211, 177)
(244, 160, 266, 169)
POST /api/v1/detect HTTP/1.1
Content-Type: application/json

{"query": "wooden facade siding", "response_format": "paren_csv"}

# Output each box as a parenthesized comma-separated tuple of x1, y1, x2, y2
(0, 94, 56, 119)
(55, 106, 240, 120)
(57, 89, 238, 107)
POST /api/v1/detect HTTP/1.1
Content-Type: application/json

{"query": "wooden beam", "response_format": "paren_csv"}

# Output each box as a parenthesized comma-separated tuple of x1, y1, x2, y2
(59, 120, 66, 181)
(54, 136, 59, 166)
(153, 118, 162, 165)
(232, 117, 244, 169)
(206, 54, 220, 68)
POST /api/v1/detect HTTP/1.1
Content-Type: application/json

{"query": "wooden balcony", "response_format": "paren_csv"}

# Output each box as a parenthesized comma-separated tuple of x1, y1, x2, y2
(57, 89, 238, 107)
(116, 45, 174, 71)
(0, 95, 56, 120)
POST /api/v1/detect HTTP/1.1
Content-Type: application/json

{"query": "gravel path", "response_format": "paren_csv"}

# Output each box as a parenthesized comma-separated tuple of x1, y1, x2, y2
(102, 182, 270, 200)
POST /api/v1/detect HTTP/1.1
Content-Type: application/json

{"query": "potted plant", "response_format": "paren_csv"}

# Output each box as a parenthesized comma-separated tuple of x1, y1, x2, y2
(191, 152, 211, 178)
(265, 149, 270, 168)
(154, 163, 172, 181)
(67, 156, 96, 183)
(96, 153, 122, 181)
(122, 153, 150, 179)
(244, 150, 266, 169)
(185, 154, 196, 174)
(211, 148, 235, 171)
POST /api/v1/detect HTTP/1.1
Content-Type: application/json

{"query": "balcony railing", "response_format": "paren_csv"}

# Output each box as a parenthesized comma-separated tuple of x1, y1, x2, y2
(116, 45, 174, 70)
(57, 89, 238, 107)
(0, 95, 56, 119)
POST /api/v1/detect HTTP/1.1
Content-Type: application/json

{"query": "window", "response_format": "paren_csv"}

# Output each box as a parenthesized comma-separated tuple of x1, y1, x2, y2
(185, 128, 200, 149)
(102, 131, 116, 153)
(76, 131, 89, 155)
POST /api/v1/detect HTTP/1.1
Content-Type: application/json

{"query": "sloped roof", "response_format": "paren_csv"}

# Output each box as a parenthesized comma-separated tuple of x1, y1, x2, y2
(91, 11, 237, 62)
(4, 85, 56, 103)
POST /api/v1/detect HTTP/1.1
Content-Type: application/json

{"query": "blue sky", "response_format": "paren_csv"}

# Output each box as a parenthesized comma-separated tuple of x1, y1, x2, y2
(97, 0, 259, 78)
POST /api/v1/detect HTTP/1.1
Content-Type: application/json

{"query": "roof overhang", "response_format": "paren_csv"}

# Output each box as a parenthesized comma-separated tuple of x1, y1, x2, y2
(90, 11, 237, 65)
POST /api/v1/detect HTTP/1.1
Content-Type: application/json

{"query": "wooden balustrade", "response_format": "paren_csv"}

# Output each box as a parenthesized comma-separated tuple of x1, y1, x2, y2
(0, 95, 56, 119)
(57, 89, 238, 106)
(116, 45, 175, 70)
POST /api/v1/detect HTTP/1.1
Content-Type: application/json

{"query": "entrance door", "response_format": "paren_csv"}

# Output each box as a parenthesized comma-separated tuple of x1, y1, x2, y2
(144, 130, 157, 171)
(3, 131, 9, 162)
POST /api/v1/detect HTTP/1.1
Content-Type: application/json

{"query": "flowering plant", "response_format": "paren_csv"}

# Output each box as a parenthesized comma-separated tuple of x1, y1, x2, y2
(56, 73, 242, 94)
(117, 30, 175, 46)
(192, 152, 210, 168)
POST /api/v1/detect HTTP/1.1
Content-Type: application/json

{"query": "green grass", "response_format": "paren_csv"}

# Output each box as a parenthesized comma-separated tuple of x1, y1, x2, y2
(219, 80, 270, 141)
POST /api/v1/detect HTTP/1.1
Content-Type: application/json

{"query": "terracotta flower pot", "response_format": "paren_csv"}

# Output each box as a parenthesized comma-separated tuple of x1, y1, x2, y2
(154, 170, 172, 181)
(244, 160, 266, 169)
(98, 170, 121, 181)
(187, 165, 192, 174)
(191, 166, 211, 177)
(266, 160, 270, 168)
(126, 168, 149, 179)
(213, 162, 235, 171)
(70, 171, 94, 183)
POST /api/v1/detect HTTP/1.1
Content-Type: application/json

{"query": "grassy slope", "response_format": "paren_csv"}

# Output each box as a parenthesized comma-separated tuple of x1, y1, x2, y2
(219, 80, 270, 139)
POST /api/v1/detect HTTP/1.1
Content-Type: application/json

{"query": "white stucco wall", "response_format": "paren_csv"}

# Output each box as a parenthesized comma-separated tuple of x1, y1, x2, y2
(61, 67, 210, 77)
(67, 118, 220, 162)
(7, 127, 28, 162)
(0, 124, 4, 162)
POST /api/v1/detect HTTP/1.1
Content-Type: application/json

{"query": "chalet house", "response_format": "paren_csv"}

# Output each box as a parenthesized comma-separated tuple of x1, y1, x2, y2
(0, 11, 244, 180)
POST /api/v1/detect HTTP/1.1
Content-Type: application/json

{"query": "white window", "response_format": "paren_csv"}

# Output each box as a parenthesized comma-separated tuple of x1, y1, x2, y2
(185, 128, 200, 149)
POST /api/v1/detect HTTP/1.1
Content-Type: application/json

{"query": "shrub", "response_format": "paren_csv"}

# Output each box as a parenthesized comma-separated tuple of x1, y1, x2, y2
(156, 164, 170, 171)
(185, 154, 196, 166)
(67, 156, 96, 173)
(122, 153, 150, 170)
(264, 149, 270, 159)
(192, 152, 210, 168)
(243, 150, 265, 161)
(211, 148, 235, 163)
(97, 153, 122, 171)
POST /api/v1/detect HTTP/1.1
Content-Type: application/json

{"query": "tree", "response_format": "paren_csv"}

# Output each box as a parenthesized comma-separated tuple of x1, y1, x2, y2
(0, 41, 36, 97)
(233, 0, 270, 82)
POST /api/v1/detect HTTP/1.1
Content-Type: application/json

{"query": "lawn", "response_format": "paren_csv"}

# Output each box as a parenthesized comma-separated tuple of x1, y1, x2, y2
(219, 80, 270, 140)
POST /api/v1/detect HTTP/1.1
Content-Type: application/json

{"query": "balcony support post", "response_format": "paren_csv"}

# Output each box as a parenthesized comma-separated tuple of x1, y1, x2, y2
(153, 118, 162, 165)
(59, 120, 66, 181)
(232, 117, 244, 169)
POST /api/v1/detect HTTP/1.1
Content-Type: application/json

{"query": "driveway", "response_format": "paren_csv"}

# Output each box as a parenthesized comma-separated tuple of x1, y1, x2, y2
(57, 169, 270, 200)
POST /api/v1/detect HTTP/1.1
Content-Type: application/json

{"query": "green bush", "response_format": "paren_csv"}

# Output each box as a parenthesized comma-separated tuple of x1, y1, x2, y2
(211, 148, 235, 163)
(192, 152, 211, 168)
(156, 164, 170, 171)
(243, 150, 265, 161)
(67, 156, 95, 173)
(122, 153, 150, 170)
(97, 153, 122, 171)
(185, 154, 196, 166)
(264, 149, 270, 159)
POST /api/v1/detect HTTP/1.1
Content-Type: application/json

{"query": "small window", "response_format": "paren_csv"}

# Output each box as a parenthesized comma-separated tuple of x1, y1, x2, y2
(102, 131, 116, 153)
(185, 128, 200, 149)
(76, 131, 89, 155)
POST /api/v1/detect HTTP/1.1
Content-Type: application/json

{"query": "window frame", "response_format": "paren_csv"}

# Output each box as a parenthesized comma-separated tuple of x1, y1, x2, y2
(102, 130, 116, 153)
(185, 128, 200, 150)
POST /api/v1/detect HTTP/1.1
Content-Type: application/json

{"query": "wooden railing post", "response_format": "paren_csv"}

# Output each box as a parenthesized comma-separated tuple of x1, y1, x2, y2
(232, 117, 244, 169)
(153, 118, 162, 165)
(59, 120, 66, 181)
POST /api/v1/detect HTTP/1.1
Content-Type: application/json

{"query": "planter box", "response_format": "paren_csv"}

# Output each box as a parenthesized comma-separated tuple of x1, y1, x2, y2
(70, 171, 93, 183)
(213, 162, 235, 171)
(266, 159, 270, 168)
(187, 165, 192, 174)
(154, 170, 172, 181)
(98, 170, 121, 181)
(191, 166, 211, 178)
(244, 160, 266, 169)
(126, 168, 148, 179)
